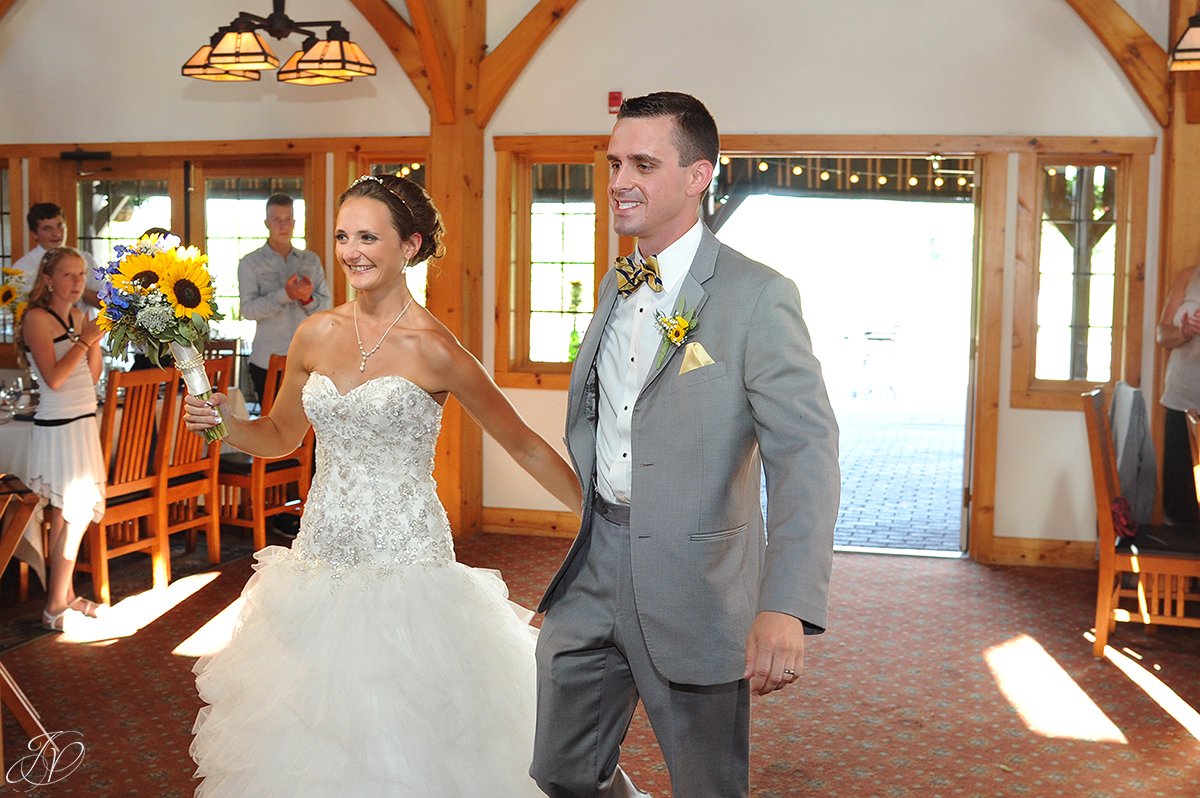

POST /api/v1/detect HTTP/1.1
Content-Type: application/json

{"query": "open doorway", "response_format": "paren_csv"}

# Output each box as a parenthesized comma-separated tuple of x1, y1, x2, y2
(711, 156, 977, 553)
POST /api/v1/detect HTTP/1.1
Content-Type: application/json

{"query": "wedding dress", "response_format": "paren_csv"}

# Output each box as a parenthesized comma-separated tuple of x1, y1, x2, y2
(191, 372, 545, 797)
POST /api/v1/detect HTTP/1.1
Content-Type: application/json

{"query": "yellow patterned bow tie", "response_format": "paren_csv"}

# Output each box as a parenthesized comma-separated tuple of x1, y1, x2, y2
(615, 254, 663, 297)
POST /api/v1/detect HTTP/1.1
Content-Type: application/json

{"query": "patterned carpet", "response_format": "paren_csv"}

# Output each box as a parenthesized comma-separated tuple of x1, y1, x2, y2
(2, 534, 1199, 797)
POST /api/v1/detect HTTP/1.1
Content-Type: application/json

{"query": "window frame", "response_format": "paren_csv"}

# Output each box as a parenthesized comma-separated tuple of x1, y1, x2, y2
(1010, 149, 1150, 410)
(494, 136, 614, 389)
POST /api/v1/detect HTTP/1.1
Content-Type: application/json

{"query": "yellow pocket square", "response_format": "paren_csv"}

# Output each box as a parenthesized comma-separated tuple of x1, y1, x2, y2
(679, 341, 716, 375)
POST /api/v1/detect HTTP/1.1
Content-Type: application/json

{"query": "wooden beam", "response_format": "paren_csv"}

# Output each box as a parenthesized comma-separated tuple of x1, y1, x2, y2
(1062, 0, 1170, 128)
(968, 153, 1009, 566)
(347, 0, 435, 112)
(477, 0, 579, 126)
(405, 0, 457, 124)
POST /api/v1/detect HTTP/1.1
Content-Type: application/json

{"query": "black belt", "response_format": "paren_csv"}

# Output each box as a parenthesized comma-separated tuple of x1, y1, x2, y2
(34, 413, 95, 427)
(593, 493, 631, 526)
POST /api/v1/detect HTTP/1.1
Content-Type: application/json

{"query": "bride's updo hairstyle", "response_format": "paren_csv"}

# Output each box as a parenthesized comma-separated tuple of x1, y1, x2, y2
(339, 174, 446, 264)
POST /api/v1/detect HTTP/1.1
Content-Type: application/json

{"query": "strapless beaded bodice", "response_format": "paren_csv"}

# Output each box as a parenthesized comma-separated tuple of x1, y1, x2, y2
(294, 372, 453, 571)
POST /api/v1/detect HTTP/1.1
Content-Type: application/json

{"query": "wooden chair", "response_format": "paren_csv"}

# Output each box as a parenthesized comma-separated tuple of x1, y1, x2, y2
(1082, 389, 1200, 658)
(218, 354, 312, 550)
(78, 368, 175, 604)
(203, 338, 241, 388)
(160, 355, 233, 567)
(0, 475, 54, 772)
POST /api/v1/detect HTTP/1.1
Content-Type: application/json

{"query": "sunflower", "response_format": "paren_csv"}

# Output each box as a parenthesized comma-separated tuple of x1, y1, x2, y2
(0, 283, 17, 308)
(159, 258, 215, 320)
(111, 251, 166, 294)
(14, 302, 28, 323)
(2, 267, 22, 278)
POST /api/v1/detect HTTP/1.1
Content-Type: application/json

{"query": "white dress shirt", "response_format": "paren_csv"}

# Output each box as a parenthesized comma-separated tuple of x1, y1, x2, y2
(595, 220, 703, 505)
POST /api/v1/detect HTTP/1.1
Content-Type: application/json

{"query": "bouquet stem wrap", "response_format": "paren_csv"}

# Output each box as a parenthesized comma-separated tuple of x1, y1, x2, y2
(170, 342, 228, 442)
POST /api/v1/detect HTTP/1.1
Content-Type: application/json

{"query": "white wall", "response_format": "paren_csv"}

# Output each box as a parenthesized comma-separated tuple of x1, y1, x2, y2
(0, 0, 1171, 540)
(0, 0, 428, 142)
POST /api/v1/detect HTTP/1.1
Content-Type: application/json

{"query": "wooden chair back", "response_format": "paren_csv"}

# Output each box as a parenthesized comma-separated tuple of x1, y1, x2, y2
(162, 356, 233, 565)
(100, 367, 176, 495)
(169, 356, 233, 477)
(81, 367, 176, 603)
(1081, 389, 1121, 557)
(217, 354, 313, 550)
(1081, 389, 1200, 658)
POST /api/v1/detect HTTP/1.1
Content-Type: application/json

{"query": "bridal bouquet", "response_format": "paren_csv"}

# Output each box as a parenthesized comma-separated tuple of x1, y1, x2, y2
(95, 234, 228, 441)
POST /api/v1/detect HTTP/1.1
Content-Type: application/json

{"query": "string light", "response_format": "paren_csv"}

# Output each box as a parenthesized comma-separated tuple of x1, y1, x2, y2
(1047, 167, 1058, 177)
(908, 176, 919, 186)
(849, 173, 860, 184)
(720, 156, 731, 166)
(792, 165, 803, 176)
(877, 175, 888, 186)
(758, 161, 769, 172)
(957, 176, 968, 187)
(934, 176, 945, 187)
(820, 170, 831, 181)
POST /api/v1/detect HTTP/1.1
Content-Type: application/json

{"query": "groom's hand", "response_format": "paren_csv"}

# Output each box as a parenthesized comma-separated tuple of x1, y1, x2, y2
(743, 611, 805, 696)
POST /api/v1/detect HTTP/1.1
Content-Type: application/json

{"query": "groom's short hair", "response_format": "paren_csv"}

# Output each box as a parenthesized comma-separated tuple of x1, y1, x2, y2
(617, 92, 719, 168)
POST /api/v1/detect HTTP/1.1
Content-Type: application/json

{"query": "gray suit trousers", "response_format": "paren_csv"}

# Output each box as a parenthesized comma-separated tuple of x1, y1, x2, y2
(532, 501, 750, 798)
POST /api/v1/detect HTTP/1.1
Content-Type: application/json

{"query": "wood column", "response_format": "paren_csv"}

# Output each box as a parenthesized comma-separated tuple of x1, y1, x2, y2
(424, 0, 485, 537)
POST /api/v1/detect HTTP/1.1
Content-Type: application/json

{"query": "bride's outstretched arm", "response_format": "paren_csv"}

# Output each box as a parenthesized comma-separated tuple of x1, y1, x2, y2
(182, 320, 316, 456)
(432, 335, 582, 517)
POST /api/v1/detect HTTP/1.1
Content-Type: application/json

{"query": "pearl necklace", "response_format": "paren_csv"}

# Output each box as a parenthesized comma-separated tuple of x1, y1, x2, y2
(353, 298, 416, 373)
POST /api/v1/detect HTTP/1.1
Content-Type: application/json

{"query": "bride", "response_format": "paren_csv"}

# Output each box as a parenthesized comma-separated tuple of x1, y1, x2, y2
(183, 174, 582, 797)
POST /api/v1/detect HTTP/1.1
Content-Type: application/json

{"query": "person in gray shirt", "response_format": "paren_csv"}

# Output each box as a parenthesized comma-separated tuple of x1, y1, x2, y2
(239, 193, 332, 404)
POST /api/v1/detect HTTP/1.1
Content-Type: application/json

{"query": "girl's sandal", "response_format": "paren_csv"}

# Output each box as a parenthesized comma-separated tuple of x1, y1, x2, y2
(69, 597, 104, 618)
(42, 608, 75, 631)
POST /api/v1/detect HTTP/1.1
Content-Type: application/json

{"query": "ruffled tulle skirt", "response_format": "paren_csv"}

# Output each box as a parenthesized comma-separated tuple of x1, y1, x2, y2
(190, 546, 545, 798)
(26, 417, 105, 526)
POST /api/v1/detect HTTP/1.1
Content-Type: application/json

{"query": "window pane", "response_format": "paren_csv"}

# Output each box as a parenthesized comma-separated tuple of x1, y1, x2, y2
(1034, 326, 1071, 380)
(1087, 327, 1112, 382)
(530, 311, 593, 363)
(77, 179, 172, 269)
(527, 163, 595, 364)
(0, 165, 11, 343)
(1034, 162, 1119, 383)
(1088, 273, 1114, 328)
(1090, 225, 1116, 276)
(1038, 221, 1075, 275)
(1036, 273, 1073, 327)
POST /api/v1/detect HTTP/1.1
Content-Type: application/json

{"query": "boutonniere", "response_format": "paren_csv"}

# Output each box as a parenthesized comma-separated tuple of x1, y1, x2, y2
(652, 301, 699, 370)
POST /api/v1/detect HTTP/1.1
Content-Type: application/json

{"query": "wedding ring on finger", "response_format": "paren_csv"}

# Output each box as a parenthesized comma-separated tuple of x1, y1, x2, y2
(782, 669, 796, 677)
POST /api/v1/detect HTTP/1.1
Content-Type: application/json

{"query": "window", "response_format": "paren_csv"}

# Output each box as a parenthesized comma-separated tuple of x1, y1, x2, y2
(0, 163, 12, 347)
(1011, 152, 1147, 409)
(203, 176, 307, 341)
(529, 164, 597, 363)
(494, 138, 611, 388)
(1034, 164, 1117, 382)
(77, 178, 173, 270)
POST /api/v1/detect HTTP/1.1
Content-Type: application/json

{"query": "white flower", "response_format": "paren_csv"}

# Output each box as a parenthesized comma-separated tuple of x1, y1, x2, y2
(136, 303, 176, 335)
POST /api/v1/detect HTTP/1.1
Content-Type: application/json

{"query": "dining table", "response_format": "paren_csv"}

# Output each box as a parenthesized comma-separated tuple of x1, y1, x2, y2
(0, 386, 247, 588)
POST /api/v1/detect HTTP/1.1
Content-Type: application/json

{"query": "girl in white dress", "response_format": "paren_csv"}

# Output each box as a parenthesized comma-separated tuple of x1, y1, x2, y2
(17, 247, 107, 630)
(183, 174, 582, 797)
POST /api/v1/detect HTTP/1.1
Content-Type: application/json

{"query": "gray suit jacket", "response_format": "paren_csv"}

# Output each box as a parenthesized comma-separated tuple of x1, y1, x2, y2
(539, 226, 840, 685)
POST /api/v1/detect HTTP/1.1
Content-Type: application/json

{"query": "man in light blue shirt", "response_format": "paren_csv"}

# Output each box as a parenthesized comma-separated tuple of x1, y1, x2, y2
(238, 194, 331, 403)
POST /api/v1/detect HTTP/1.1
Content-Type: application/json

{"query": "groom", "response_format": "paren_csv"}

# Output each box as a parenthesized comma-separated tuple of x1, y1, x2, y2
(531, 92, 840, 797)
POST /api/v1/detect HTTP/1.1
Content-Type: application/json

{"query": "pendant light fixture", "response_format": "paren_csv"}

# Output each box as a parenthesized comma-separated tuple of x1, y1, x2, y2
(181, 0, 374, 85)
